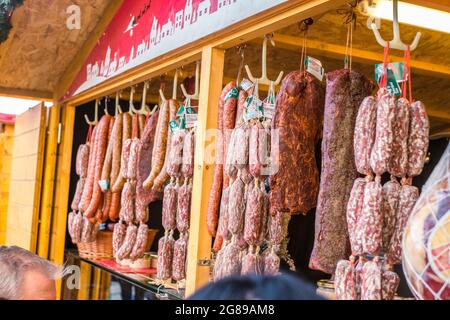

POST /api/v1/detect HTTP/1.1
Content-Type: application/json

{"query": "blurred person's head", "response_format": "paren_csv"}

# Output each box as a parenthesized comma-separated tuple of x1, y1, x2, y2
(189, 273, 325, 300)
(0, 246, 60, 300)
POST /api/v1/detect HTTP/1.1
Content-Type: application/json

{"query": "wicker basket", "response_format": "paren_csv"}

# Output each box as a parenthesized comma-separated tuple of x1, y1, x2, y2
(78, 228, 158, 260)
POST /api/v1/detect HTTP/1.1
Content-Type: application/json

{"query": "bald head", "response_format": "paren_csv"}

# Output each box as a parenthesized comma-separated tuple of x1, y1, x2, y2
(0, 246, 59, 300)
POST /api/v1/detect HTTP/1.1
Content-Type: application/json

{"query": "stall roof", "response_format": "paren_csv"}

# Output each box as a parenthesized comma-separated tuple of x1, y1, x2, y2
(0, 0, 119, 101)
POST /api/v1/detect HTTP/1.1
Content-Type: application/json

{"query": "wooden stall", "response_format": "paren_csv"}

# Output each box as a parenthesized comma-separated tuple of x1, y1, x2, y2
(0, 0, 449, 300)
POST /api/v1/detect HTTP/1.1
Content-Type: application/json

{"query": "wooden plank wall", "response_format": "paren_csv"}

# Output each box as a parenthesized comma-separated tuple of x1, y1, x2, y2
(5, 104, 46, 251)
(0, 124, 14, 244)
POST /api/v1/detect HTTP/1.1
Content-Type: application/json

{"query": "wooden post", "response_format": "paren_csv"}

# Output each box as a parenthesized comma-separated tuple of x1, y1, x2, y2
(37, 104, 60, 259)
(50, 104, 75, 299)
(185, 46, 224, 297)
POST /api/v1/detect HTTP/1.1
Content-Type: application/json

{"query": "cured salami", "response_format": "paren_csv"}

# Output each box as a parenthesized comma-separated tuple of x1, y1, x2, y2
(227, 177, 246, 235)
(119, 181, 136, 224)
(361, 260, 382, 300)
(176, 182, 192, 233)
(389, 98, 410, 177)
(263, 248, 280, 276)
(162, 181, 178, 231)
(243, 181, 264, 246)
(270, 72, 324, 215)
(407, 101, 429, 177)
(361, 178, 383, 255)
(346, 178, 366, 256)
(335, 259, 356, 300)
(130, 223, 149, 260)
(116, 224, 138, 260)
(181, 129, 195, 178)
(310, 69, 373, 274)
(167, 129, 186, 178)
(370, 88, 396, 175)
(381, 268, 400, 300)
(241, 249, 262, 275)
(387, 184, 419, 264)
(112, 221, 127, 257)
(143, 100, 170, 189)
(354, 96, 377, 175)
(157, 231, 175, 280)
(382, 178, 401, 252)
(172, 234, 188, 281)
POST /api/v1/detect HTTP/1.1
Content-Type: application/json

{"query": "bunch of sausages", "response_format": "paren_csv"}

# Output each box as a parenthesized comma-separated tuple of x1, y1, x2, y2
(336, 80, 429, 299)
(209, 80, 292, 280)
(155, 99, 196, 282)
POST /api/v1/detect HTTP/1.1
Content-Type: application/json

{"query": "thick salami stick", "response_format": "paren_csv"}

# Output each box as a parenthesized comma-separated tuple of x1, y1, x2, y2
(361, 260, 382, 300)
(181, 129, 195, 178)
(241, 249, 262, 275)
(85, 115, 112, 217)
(219, 239, 241, 278)
(111, 139, 132, 192)
(222, 83, 238, 187)
(270, 72, 324, 215)
(361, 178, 383, 255)
(214, 187, 230, 252)
(162, 181, 178, 231)
(100, 116, 116, 190)
(234, 124, 250, 170)
(249, 122, 263, 178)
(407, 101, 429, 177)
(335, 259, 356, 300)
(126, 138, 141, 181)
(136, 111, 162, 217)
(346, 178, 366, 256)
(381, 268, 400, 300)
(166, 129, 186, 178)
(354, 96, 377, 175)
(110, 114, 124, 187)
(382, 178, 401, 252)
(113, 221, 127, 257)
(138, 114, 146, 138)
(387, 184, 419, 264)
(143, 100, 170, 189)
(172, 233, 188, 281)
(227, 177, 246, 235)
(116, 224, 138, 260)
(79, 126, 98, 212)
(157, 231, 175, 280)
(370, 88, 396, 175)
(76, 144, 90, 178)
(268, 211, 285, 246)
(152, 99, 179, 191)
(355, 257, 365, 300)
(389, 98, 410, 177)
(206, 83, 228, 237)
(263, 247, 280, 276)
(130, 223, 149, 260)
(176, 182, 192, 233)
(71, 178, 85, 212)
(70, 212, 83, 244)
(224, 128, 238, 179)
(243, 181, 264, 246)
(311, 70, 373, 274)
(119, 181, 136, 224)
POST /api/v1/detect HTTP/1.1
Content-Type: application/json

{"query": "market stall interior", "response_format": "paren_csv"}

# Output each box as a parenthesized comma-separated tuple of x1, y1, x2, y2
(61, 1, 449, 300)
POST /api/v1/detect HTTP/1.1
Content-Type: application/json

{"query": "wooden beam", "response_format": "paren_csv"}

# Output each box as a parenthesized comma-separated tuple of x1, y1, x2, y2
(427, 108, 450, 123)
(271, 34, 450, 79)
(50, 104, 75, 299)
(185, 46, 225, 297)
(37, 104, 59, 259)
(55, 0, 124, 99)
(0, 86, 53, 101)
(60, 0, 348, 103)
(404, 0, 450, 12)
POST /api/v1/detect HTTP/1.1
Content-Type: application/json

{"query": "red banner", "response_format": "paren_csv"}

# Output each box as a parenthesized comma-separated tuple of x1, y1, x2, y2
(64, 0, 286, 99)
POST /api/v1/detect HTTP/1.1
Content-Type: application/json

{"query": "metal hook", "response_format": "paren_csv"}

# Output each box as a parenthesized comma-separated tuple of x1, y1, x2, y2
(115, 91, 123, 115)
(84, 99, 99, 125)
(245, 34, 284, 86)
(371, 0, 421, 51)
(103, 96, 110, 116)
(181, 61, 200, 100)
(138, 81, 151, 115)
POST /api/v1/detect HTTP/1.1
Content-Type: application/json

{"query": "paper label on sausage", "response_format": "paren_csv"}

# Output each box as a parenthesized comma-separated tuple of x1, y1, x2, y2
(240, 78, 254, 92)
(306, 56, 324, 82)
(244, 95, 263, 120)
(185, 106, 198, 128)
(375, 62, 404, 97)
(225, 87, 239, 101)
(98, 180, 109, 192)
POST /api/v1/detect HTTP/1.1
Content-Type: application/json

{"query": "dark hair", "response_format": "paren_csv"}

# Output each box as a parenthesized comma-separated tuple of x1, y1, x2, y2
(188, 273, 325, 300)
